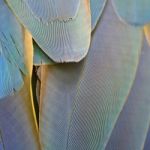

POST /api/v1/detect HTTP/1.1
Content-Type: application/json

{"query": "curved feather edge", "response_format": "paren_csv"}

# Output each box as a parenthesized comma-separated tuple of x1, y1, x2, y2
(0, 0, 27, 99)
(23, 0, 80, 22)
(6, 0, 91, 63)
(33, 0, 107, 65)
(105, 37, 150, 150)
(33, 41, 55, 66)
(38, 1, 143, 149)
(112, 0, 150, 26)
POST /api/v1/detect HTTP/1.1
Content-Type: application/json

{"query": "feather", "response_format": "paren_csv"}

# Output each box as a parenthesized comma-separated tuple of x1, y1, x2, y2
(24, 0, 80, 22)
(105, 37, 150, 150)
(90, 0, 107, 30)
(0, 0, 27, 99)
(38, 1, 142, 149)
(6, 0, 91, 63)
(112, 0, 150, 26)
(144, 127, 150, 150)
(33, 0, 107, 65)
(0, 29, 40, 149)
(33, 41, 55, 66)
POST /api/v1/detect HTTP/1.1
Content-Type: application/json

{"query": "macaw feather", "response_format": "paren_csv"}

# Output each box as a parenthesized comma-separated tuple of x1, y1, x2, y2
(0, 0, 27, 99)
(33, 41, 55, 66)
(33, 0, 108, 65)
(105, 37, 150, 150)
(38, 1, 142, 149)
(0, 29, 40, 150)
(24, 0, 80, 22)
(90, 0, 107, 30)
(6, 0, 91, 63)
(112, 0, 150, 26)
(144, 127, 150, 150)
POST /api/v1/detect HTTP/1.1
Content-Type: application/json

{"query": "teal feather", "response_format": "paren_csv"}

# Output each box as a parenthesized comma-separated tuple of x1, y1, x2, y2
(33, 0, 108, 65)
(0, 0, 26, 99)
(112, 0, 150, 26)
(90, 0, 107, 30)
(6, 0, 91, 62)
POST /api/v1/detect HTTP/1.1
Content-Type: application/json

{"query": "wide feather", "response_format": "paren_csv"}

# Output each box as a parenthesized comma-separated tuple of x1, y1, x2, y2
(24, 0, 80, 22)
(33, 0, 107, 65)
(38, 1, 142, 149)
(6, 0, 91, 63)
(112, 0, 150, 26)
(0, 0, 27, 99)
(105, 37, 150, 150)
(0, 29, 40, 149)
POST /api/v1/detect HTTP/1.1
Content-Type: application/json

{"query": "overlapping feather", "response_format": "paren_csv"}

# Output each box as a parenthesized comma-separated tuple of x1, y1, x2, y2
(90, 0, 107, 30)
(0, 29, 40, 149)
(38, 1, 143, 149)
(105, 37, 150, 150)
(0, 0, 27, 99)
(6, 0, 91, 62)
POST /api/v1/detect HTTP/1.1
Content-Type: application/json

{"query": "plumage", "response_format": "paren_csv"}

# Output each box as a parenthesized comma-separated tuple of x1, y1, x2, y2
(24, 0, 80, 22)
(6, 0, 91, 62)
(33, 0, 108, 65)
(105, 37, 150, 150)
(112, 0, 150, 26)
(90, 0, 107, 30)
(144, 127, 150, 150)
(38, 1, 143, 149)
(0, 0, 27, 99)
(33, 41, 55, 65)
(0, 29, 40, 149)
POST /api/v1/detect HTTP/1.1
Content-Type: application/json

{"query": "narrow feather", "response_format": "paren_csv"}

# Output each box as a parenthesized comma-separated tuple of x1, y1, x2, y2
(24, 0, 80, 22)
(6, 0, 91, 62)
(38, 1, 142, 149)
(0, 0, 27, 99)
(0, 29, 40, 150)
(105, 37, 150, 150)
(112, 0, 150, 26)
(90, 0, 107, 30)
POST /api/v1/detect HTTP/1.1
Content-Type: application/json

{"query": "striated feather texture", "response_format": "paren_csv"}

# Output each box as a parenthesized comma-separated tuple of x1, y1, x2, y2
(0, 29, 40, 150)
(38, 1, 143, 149)
(0, 0, 27, 99)
(112, 0, 150, 26)
(33, 0, 108, 65)
(24, 0, 80, 22)
(105, 37, 150, 150)
(6, 0, 91, 63)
